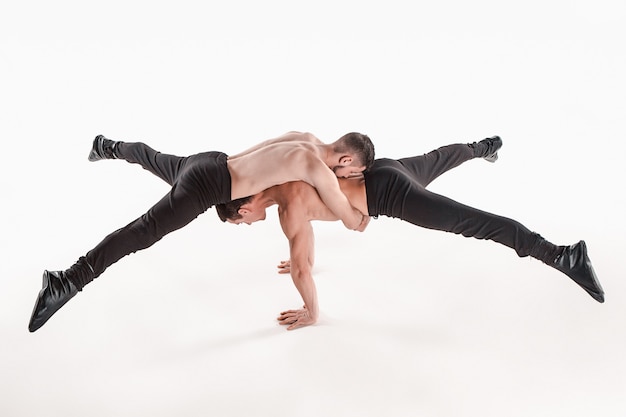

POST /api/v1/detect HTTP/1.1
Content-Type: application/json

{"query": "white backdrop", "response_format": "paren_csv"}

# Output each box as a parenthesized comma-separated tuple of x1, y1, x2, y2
(1, 1, 625, 416)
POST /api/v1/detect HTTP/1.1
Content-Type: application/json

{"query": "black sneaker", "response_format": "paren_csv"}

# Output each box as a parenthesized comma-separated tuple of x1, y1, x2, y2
(553, 240, 605, 303)
(478, 136, 502, 163)
(88, 134, 118, 161)
(28, 270, 78, 332)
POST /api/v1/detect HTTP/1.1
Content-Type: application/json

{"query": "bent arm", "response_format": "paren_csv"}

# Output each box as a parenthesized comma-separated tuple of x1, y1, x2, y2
(308, 158, 366, 231)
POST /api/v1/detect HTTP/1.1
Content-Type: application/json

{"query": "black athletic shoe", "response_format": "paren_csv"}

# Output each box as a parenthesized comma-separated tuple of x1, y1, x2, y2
(28, 270, 78, 332)
(478, 136, 502, 163)
(88, 134, 118, 161)
(553, 240, 605, 303)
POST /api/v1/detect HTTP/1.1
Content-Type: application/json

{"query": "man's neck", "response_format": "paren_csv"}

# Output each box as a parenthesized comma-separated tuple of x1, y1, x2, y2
(257, 187, 282, 210)
(317, 143, 335, 169)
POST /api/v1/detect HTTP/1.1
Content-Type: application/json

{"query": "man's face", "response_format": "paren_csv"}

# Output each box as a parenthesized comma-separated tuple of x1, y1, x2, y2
(226, 204, 267, 225)
(332, 164, 366, 179)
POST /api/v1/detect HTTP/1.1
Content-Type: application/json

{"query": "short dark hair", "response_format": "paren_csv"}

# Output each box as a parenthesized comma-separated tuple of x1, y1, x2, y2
(333, 132, 375, 169)
(215, 196, 252, 222)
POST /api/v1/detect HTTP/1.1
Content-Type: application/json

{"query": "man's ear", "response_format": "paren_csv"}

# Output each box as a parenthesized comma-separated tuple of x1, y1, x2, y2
(237, 207, 251, 216)
(338, 156, 353, 166)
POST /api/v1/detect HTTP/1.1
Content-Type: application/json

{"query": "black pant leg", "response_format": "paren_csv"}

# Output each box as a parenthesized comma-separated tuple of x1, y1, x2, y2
(78, 152, 231, 284)
(116, 142, 186, 186)
(84, 179, 209, 279)
(397, 144, 475, 187)
(399, 183, 539, 257)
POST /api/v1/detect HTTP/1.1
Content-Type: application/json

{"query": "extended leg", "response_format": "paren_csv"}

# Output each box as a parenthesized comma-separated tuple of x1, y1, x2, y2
(115, 142, 189, 186)
(27, 149, 231, 332)
(397, 143, 476, 186)
(397, 137, 502, 187)
(85, 182, 209, 280)
(397, 184, 603, 302)
(89, 135, 186, 186)
(398, 183, 539, 256)
(28, 183, 209, 332)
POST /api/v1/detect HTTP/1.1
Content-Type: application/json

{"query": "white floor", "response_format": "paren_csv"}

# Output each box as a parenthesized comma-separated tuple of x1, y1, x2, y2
(2, 2, 625, 416)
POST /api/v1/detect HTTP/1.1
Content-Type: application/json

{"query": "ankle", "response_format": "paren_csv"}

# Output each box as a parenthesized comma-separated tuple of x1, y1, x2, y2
(65, 257, 95, 291)
(530, 234, 563, 264)
(111, 141, 122, 158)
(469, 141, 485, 158)
(469, 136, 502, 159)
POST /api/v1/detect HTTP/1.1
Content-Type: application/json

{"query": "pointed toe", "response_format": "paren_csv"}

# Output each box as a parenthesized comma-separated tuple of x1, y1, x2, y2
(590, 289, 605, 303)
(553, 241, 605, 303)
(28, 270, 78, 332)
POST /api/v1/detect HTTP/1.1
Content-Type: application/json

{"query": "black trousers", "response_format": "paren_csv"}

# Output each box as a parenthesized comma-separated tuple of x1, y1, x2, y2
(364, 144, 542, 258)
(81, 143, 231, 284)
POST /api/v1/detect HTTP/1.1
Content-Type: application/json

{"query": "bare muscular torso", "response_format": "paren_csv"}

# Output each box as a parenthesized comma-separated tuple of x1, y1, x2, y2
(227, 132, 326, 200)
(272, 178, 368, 236)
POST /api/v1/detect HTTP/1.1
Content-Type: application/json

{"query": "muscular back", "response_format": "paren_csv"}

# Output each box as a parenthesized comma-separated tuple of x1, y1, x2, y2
(228, 131, 366, 231)
(228, 139, 324, 200)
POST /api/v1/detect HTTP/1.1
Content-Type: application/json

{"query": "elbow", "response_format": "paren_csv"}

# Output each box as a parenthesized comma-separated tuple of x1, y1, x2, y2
(343, 214, 362, 231)
(291, 267, 312, 282)
(344, 220, 358, 230)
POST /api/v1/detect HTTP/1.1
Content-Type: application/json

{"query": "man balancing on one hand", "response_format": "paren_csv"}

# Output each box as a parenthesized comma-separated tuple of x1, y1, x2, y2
(216, 136, 604, 330)
(28, 131, 375, 332)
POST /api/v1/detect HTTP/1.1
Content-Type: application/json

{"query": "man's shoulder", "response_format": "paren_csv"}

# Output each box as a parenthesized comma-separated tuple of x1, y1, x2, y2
(279, 206, 312, 239)
(279, 131, 324, 144)
(275, 142, 324, 164)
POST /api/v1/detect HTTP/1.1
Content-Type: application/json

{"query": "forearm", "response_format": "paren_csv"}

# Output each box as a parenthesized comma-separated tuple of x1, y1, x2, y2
(341, 207, 365, 231)
(279, 219, 319, 329)
(319, 190, 363, 230)
(290, 270, 319, 321)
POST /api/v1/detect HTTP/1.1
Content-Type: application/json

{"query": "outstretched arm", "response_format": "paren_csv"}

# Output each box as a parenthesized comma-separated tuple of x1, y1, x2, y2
(277, 220, 318, 330)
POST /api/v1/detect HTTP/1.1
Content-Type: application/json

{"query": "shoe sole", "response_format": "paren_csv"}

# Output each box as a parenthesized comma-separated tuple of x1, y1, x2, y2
(28, 270, 52, 332)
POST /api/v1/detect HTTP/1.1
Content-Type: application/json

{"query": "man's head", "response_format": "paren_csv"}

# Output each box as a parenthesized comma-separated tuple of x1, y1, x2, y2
(216, 195, 266, 224)
(331, 132, 375, 178)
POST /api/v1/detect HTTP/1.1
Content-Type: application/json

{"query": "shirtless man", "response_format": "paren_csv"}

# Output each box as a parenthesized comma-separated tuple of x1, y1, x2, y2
(28, 131, 375, 332)
(216, 137, 604, 330)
